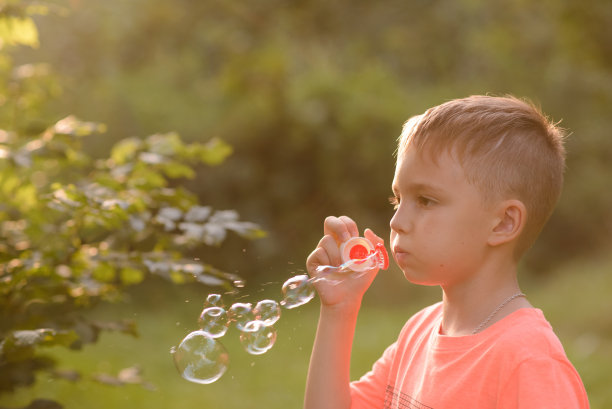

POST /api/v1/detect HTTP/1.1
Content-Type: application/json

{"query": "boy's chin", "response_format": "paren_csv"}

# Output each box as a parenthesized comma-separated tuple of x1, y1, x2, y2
(400, 269, 440, 287)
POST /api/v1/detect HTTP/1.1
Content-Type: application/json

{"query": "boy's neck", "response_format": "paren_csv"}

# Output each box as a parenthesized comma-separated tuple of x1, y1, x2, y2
(439, 263, 532, 337)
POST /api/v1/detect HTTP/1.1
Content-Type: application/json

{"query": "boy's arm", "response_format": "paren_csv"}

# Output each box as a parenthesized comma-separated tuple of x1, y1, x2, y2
(304, 302, 361, 409)
(303, 216, 383, 409)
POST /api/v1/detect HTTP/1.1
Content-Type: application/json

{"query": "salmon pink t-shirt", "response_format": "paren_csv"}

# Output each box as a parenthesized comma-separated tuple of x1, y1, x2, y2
(350, 303, 589, 409)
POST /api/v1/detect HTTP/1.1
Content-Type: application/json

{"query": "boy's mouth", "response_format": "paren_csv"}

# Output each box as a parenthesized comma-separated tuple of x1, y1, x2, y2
(392, 244, 412, 264)
(392, 246, 410, 258)
(392, 244, 407, 254)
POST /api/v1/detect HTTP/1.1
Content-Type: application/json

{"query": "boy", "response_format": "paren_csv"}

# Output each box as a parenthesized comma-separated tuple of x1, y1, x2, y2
(303, 95, 589, 409)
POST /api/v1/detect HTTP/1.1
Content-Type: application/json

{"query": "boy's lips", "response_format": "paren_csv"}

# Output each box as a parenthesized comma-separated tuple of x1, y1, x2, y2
(392, 246, 411, 264)
(392, 245, 408, 255)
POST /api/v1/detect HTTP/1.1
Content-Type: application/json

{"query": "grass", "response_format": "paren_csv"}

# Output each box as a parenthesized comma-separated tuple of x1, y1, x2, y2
(1, 255, 611, 408)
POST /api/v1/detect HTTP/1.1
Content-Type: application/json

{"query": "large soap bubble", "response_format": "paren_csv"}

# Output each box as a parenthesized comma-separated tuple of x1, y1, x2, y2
(172, 330, 229, 384)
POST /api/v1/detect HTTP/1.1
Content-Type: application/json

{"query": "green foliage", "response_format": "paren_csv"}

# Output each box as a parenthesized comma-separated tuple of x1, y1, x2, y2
(22, 0, 611, 276)
(0, 2, 263, 404)
(0, 114, 262, 394)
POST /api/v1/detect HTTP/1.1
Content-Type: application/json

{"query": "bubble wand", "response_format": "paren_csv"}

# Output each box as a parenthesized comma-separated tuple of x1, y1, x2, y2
(171, 236, 389, 384)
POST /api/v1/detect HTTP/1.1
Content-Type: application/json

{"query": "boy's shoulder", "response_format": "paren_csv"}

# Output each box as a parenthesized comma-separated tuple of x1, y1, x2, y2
(398, 303, 568, 363)
(472, 307, 579, 378)
(485, 307, 565, 359)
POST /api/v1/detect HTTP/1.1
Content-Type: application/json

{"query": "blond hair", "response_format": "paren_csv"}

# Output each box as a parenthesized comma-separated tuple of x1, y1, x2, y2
(397, 95, 566, 257)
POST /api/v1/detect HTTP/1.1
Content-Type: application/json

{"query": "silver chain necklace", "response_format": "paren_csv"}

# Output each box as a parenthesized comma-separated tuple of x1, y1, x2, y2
(472, 292, 526, 334)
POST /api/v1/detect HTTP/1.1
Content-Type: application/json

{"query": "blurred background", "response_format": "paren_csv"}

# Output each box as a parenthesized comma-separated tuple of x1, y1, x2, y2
(1, 0, 611, 408)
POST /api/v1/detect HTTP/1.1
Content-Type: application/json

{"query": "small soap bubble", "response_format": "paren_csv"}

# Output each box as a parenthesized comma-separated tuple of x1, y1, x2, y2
(172, 330, 229, 384)
(239, 320, 277, 355)
(198, 306, 230, 338)
(204, 293, 224, 308)
(227, 302, 255, 331)
(253, 299, 281, 326)
(280, 274, 315, 309)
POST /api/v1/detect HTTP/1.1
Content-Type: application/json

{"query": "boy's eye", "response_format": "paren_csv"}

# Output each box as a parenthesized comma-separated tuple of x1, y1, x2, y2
(417, 196, 436, 207)
(388, 195, 400, 209)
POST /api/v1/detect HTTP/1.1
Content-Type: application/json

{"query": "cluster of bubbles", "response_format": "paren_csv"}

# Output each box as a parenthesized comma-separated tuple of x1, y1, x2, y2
(171, 240, 388, 384)
(171, 274, 317, 384)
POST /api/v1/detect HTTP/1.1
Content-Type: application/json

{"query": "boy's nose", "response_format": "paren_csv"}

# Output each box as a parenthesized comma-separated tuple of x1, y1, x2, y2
(390, 207, 411, 234)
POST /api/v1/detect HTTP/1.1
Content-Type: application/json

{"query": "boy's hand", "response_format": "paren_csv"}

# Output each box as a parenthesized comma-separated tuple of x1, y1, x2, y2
(306, 216, 384, 312)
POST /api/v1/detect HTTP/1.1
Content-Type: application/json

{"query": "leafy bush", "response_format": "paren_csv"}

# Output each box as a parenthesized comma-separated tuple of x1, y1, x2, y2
(0, 2, 263, 406)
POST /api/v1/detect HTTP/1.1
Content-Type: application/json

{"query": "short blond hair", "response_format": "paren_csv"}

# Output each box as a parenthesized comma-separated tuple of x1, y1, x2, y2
(397, 95, 566, 258)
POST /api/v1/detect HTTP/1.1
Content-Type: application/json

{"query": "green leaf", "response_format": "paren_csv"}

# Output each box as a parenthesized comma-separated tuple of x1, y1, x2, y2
(0, 16, 39, 48)
(0, 171, 20, 196)
(1, 329, 80, 360)
(92, 263, 116, 283)
(160, 161, 195, 179)
(128, 163, 167, 188)
(192, 137, 233, 166)
(168, 269, 187, 284)
(52, 116, 106, 137)
(110, 137, 143, 164)
(13, 184, 38, 211)
(119, 267, 145, 285)
(146, 132, 183, 156)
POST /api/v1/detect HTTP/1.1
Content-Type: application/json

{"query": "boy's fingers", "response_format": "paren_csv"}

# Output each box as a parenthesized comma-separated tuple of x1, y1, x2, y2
(319, 234, 342, 266)
(323, 216, 350, 243)
(324, 216, 358, 243)
(306, 247, 328, 277)
(339, 216, 359, 238)
(306, 235, 342, 275)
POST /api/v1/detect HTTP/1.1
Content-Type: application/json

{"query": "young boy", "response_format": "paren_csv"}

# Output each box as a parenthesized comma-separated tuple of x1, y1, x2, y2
(303, 95, 589, 409)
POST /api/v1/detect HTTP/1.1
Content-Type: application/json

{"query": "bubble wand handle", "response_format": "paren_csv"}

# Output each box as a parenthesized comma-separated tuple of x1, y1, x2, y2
(314, 236, 389, 277)
(339, 236, 389, 272)
(281, 237, 389, 309)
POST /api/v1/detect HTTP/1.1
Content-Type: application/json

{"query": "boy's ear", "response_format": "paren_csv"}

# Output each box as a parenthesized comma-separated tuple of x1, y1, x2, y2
(488, 200, 526, 247)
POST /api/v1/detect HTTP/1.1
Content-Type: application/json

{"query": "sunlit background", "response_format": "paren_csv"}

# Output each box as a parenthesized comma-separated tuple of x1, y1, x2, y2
(1, 0, 611, 408)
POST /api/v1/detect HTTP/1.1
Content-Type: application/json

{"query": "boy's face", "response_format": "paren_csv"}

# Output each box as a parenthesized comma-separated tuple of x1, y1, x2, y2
(390, 147, 498, 287)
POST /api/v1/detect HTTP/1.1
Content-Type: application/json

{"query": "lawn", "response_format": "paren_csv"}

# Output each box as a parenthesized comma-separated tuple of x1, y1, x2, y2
(1, 255, 611, 409)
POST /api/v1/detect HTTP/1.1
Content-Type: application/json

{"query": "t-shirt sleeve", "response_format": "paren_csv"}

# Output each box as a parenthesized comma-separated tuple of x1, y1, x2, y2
(349, 341, 397, 409)
(499, 357, 590, 409)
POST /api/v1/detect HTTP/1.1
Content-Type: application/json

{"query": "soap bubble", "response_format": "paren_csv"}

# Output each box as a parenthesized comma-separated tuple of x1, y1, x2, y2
(227, 302, 255, 331)
(253, 299, 281, 326)
(198, 306, 229, 338)
(280, 274, 315, 309)
(204, 293, 224, 308)
(239, 320, 277, 355)
(172, 330, 229, 384)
